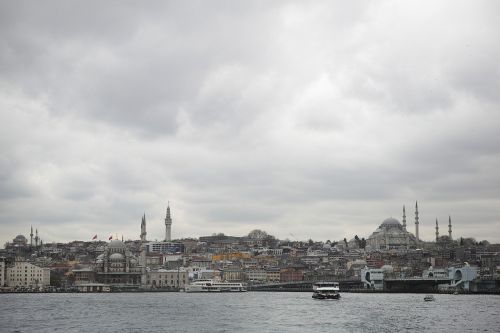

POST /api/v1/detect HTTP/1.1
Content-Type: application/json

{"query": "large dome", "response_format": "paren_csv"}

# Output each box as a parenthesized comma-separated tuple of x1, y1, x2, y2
(108, 240, 126, 249)
(14, 235, 27, 241)
(381, 217, 401, 227)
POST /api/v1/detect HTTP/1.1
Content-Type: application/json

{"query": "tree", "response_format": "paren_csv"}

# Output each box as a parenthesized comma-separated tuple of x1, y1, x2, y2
(248, 229, 268, 239)
(354, 235, 360, 247)
(360, 237, 367, 250)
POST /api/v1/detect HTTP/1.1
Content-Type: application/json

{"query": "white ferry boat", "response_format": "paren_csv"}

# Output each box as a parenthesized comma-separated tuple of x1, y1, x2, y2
(312, 282, 340, 299)
(185, 279, 247, 293)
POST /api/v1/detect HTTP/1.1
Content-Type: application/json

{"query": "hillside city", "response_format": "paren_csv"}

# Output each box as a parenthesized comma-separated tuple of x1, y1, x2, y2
(1, 203, 499, 293)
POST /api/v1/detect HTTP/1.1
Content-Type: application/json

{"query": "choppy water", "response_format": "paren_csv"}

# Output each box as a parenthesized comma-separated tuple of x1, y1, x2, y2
(1, 292, 499, 332)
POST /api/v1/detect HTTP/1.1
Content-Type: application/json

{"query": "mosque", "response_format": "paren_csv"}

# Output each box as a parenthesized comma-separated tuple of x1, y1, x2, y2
(366, 202, 453, 251)
(93, 238, 143, 286)
(74, 203, 174, 289)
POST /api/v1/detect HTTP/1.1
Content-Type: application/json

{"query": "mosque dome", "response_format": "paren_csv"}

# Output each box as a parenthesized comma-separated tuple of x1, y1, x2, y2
(14, 235, 27, 242)
(108, 240, 126, 250)
(381, 218, 401, 227)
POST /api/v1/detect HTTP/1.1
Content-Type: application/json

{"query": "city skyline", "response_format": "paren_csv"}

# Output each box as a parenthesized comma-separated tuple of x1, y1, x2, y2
(1, 1, 500, 245)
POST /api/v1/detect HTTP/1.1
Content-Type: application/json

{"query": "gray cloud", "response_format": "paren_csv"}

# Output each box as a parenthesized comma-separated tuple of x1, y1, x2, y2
(1, 1, 500, 245)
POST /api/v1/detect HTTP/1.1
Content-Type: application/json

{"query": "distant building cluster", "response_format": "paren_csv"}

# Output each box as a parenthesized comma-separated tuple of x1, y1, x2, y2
(1, 202, 499, 293)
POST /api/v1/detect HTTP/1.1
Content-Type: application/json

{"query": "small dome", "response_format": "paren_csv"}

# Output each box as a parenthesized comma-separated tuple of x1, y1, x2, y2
(109, 253, 124, 260)
(96, 254, 105, 260)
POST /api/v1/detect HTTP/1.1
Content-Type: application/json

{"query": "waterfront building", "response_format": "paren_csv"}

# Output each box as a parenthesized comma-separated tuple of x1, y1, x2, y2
(366, 215, 417, 251)
(93, 240, 142, 287)
(146, 269, 188, 289)
(0, 260, 5, 287)
(266, 268, 281, 283)
(6, 259, 50, 289)
(72, 267, 96, 285)
(222, 268, 245, 282)
(280, 267, 304, 282)
(76, 283, 110, 292)
(245, 269, 267, 283)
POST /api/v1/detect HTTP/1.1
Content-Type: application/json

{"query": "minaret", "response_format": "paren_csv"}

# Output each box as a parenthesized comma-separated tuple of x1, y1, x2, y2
(140, 213, 147, 242)
(415, 201, 420, 243)
(435, 218, 439, 242)
(35, 229, 39, 247)
(30, 226, 33, 247)
(402, 205, 407, 231)
(140, 213, 147, 286)
(165, 203, 172, 242)
(448, 215, 452, 240)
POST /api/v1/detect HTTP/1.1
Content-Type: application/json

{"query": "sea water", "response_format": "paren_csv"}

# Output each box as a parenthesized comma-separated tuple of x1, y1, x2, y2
(1, 292, 499, 332)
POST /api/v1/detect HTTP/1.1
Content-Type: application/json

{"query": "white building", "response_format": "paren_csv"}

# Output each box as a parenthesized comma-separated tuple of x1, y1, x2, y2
(6, 260, 50, 289)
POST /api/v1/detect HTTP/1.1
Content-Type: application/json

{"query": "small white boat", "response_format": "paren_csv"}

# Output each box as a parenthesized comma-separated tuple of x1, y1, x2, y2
(312, 282, 340, 300)
(185, 279, 247, 292)
(424, 295, 435, 301)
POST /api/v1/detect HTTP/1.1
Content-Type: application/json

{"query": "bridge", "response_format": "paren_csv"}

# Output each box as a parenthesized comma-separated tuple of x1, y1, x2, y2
(248, 279, 363, 291)
(383, 277, 452, 293)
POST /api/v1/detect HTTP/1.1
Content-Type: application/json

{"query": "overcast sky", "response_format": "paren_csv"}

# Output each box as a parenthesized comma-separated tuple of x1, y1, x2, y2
(1, 1, 499, 246)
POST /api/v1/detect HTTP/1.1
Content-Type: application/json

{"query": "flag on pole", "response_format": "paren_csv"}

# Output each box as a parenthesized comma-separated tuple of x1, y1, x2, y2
(92, 234, 97, 240)
(109, 235, 113, 240)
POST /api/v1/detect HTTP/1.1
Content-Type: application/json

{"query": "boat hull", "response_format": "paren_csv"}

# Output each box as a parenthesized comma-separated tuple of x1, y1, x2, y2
(312, 292, 340, 300)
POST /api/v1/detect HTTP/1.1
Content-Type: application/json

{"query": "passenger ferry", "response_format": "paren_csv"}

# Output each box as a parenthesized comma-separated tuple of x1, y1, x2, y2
(185, 279, 247, 292)
(312, 282, 340, 299)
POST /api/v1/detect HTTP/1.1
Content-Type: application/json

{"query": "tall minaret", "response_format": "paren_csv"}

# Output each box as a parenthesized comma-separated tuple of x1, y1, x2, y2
(448, 215, 452, 240)
(402, 205, 407, 231)
(165, 203, 172, 242)
(415, 201, 420, 243)
(30, 226, 33, 247)
(140, 213, 147, 242)
(435, 218, 439, 242)
(140, 213, 147, 286)
(35, 229, 39, 247)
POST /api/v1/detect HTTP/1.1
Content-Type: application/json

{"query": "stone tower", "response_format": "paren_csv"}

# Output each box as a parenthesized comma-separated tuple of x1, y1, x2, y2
(30, 226, 33, 247)
(165, 203, 172, 241)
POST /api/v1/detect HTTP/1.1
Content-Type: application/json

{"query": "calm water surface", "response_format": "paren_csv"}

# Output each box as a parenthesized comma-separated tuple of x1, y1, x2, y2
(1, 292, 499, 332)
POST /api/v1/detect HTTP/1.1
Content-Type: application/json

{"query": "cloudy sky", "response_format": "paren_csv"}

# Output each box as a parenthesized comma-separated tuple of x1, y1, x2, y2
(1, 1, 499, 246)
